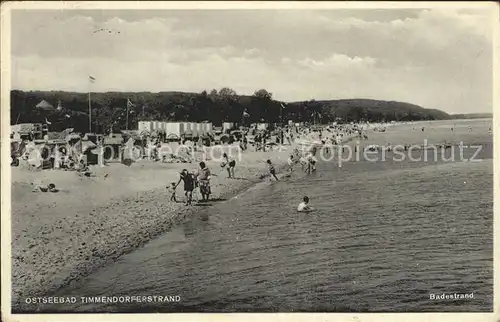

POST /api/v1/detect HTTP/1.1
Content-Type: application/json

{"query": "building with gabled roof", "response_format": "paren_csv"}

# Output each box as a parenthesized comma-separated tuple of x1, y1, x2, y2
(35, 99, 54, 111)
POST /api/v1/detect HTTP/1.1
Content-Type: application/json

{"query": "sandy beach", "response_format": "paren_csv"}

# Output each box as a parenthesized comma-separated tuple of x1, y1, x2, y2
(11, 142, 296, 307)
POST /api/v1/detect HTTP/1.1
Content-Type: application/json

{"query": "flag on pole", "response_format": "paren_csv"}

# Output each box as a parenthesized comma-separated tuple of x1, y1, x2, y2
(45, 117, 52, 125)
(280, 103, 286, 109)
(127, 98, 135, 108)
(89, 75, 96, 82)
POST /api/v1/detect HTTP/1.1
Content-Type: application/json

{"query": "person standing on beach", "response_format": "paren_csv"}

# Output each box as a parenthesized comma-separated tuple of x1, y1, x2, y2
(198, 161, 212, 201)
(241, 136, 248, 151)
(266, 159, 279, 181)
(254, 133, 261, 152)
(222, 153, 236, 178)
(287, 155, 295, 173)
(175, 169, 195, 206)
(197, 135, 203, 151)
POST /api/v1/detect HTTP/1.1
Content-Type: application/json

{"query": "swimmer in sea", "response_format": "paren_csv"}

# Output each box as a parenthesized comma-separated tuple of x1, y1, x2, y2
(299, 156, 308, 172)
(297, 196, 314, 212)
(306, 153, 316, 173)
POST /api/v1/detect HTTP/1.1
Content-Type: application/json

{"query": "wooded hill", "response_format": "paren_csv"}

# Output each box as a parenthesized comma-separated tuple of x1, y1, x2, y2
(10, 89, 451, 134)
(450, 113, 492, 119)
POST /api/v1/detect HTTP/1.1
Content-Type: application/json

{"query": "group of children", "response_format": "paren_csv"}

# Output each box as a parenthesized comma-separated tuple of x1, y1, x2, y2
(166, 141, 319, 206)
(168, 161, 212, 206)
(167, 152, 240, 205)
(284, 149, 317, 176)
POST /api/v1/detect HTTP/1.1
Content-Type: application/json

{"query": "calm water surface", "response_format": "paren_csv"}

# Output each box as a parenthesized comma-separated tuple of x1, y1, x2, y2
(43, 119, 493, 312)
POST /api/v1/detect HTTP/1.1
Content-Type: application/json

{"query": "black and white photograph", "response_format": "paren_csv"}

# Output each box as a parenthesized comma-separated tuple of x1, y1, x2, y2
(1, 1, 497, 320)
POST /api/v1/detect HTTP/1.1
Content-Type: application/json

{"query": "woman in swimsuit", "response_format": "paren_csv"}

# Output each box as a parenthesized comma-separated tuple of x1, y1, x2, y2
(198, 162, 212, 201)
(175, 169, 195, 205)
(222, 153, 236, 178)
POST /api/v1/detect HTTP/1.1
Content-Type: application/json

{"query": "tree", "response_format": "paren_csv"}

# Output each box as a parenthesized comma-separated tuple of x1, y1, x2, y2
(214, 87, 239, 123)
(218, 87, 237, 100)
(9, 90, 450, 132)
(253, 89, 273, 101)
(251, 88, 276, 124)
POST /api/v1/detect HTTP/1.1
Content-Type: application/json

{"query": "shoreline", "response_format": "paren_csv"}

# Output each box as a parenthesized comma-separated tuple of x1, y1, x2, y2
(11, 120, 491, 311)
(11, 143, 295, 311)
(9, 122, 433, 310)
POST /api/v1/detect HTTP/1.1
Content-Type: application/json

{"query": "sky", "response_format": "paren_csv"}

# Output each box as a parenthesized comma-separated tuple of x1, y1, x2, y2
(10, 7, 494, 114)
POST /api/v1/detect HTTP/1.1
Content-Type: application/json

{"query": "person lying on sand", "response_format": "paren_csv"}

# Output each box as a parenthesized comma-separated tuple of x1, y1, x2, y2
(32, 183, 58, 193)
(175, 169, 195, 206)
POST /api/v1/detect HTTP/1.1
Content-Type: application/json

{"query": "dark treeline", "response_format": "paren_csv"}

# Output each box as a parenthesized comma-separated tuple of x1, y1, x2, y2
(11, 88, 451, 133)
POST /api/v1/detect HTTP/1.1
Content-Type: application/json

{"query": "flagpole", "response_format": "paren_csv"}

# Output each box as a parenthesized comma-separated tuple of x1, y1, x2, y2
(88, 91, 92, 133)
(280, 103, 284, 144)
(126, 99, 129, 131)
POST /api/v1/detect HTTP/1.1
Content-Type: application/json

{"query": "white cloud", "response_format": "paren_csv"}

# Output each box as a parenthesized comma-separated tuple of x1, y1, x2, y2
(10, 8, 494, 114)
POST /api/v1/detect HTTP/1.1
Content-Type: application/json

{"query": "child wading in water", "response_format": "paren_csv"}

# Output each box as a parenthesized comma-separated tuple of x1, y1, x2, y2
(175, 169, 196, 205)
(266, 159, 279, 181)
(168, 182, 177, 202)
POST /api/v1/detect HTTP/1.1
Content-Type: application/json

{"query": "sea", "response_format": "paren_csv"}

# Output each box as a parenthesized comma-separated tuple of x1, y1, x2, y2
(41, 118, 494, 313)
